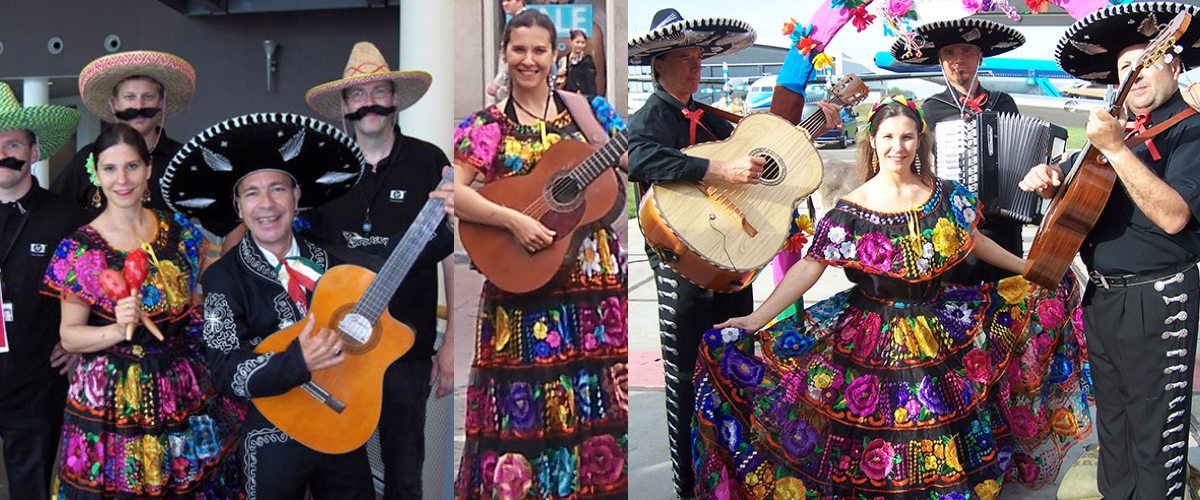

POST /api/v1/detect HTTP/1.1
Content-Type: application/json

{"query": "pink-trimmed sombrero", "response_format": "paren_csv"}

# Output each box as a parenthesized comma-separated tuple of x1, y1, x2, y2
(305, 42, 432, 121)
(78, 51, 196, 122)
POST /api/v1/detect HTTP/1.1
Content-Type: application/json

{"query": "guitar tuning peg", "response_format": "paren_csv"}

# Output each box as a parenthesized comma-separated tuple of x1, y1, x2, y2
(1175, 44, 1185, 54)
(1165, 53, 1176, 64)
(1156, 63, 1166, 71)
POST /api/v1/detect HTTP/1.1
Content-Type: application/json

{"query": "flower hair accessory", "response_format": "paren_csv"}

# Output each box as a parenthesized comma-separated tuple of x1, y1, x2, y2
(867, 95, 926, 134)
(84, 152, 100, 187)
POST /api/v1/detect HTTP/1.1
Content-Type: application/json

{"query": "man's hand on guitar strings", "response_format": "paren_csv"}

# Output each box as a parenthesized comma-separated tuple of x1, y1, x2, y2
(815, 101, 841, 137)
(704, 156, 766, 185)
(298, 316, 345, 372)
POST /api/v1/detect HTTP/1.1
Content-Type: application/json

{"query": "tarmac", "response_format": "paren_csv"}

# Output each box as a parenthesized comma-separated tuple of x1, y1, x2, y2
(450, 147, 1200, 499)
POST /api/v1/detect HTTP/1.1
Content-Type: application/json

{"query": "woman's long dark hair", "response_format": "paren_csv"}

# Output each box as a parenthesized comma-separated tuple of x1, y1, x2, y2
(855, 102, 935, 185)
(94, 122, 150, 166)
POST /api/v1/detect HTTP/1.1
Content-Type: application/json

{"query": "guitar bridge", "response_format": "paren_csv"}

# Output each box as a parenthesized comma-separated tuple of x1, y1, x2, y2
(301, 381, 346, 413)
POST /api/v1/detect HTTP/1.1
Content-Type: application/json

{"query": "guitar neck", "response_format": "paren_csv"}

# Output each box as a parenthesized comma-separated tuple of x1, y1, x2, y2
(355, 172, 452, 322)
(568, 129, 627, 186)
(795, 95, 847, 137)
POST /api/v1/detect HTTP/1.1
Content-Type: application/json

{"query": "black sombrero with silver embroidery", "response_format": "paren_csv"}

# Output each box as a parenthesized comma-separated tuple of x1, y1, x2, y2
(161, 112, 365, 230)
(889, 18, 1025, 65)
(628, 8, 756, 65)
(1055, 2, 1200, 84)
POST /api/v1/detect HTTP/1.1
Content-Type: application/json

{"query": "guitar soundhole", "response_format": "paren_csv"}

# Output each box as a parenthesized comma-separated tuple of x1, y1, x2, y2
(544, 172, 584, 211)
(750, 148, 784, 186)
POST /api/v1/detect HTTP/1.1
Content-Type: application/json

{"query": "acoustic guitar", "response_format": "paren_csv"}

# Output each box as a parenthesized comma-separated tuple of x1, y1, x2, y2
(459, 130, 627, 294)
(639, 74, 869, 292)
(1024, 12, 1190, 288)
(252, 169, 452, 454)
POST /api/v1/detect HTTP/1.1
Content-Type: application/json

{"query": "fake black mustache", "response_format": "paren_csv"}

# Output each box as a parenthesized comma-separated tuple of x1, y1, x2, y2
(344, 105, 396, 121)
(0, 158, 25, 171)
(113, 107, 162, 121)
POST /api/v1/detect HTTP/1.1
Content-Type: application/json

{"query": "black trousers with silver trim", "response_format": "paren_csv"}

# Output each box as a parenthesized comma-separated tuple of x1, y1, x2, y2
(648, 253, 753, 496)
(1083, 263, 1199, 500)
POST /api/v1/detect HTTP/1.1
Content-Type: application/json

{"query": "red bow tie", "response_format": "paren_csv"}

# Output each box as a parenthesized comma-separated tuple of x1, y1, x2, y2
(959, 93, 988, 114)
(681, 108, 714, 146)
(1125, 112, 1161, 161)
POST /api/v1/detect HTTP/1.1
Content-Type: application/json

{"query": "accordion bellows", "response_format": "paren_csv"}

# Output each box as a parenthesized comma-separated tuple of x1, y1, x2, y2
(935, 112, 1068, 224)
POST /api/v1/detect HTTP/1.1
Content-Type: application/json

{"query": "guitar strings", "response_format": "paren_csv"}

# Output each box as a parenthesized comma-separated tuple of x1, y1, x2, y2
(518, 133, 627, 218)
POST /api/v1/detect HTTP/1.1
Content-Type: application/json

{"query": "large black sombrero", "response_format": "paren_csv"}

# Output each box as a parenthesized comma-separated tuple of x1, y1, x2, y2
(890, 18, 1025, 65)
(161, 113, 365, 230)
(628, 8, 756, 65)
(1056, 2, 1200, 84)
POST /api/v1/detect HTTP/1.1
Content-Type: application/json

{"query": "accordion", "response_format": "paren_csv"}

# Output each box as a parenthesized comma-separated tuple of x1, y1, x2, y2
(935, 112, 1068, 224)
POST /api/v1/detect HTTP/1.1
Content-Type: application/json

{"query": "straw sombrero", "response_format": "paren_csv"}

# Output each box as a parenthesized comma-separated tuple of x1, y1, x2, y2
(0, 83, 79, 159)
(162, 113, 365, 231)
(78, 51, 196, 122)
(305, 42, 432, 121)
(628, 9, 756, 66)
(1056, 2, 1200, 84)
(889, 18, 1025, 65)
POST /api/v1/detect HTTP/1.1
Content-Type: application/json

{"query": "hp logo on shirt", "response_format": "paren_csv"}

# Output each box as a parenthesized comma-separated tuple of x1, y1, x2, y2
(29, 243, 46, 256)
(389, 190, 406, 202)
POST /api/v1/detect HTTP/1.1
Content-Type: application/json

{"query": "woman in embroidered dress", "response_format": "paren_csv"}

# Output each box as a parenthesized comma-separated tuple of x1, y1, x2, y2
(43, 123, 240, 499)
(453, 9, 628, 500)
(693, 97, 1092, 500)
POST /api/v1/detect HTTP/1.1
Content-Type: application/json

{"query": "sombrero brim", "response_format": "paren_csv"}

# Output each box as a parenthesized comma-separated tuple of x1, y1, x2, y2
(890, 18, 1025, 65)
(305, 71, 432, 121)
(0, 106, 80, 159)
(628, 17, 756, 66)
(162, 113, 365, 231)
(79, 51, 196, 122)
(1056, 2, 1200, 84)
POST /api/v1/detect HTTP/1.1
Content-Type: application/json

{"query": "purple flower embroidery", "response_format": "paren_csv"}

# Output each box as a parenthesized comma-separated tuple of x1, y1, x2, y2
(860, 438, 895, 480)
(846, 374, 880, 416)
(779, 418, 820, 458)
(720, 347, 765, 389)
(918, 377, 949, 415)
(503, 382, 537, 432)
(857, 232, 895, 270)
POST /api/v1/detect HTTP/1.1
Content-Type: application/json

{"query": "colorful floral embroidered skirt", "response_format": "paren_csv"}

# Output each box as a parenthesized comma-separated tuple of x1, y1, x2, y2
(456, 228, 629, 499)
(57, 320, 243, 499)
(694, 273, 1092, 500)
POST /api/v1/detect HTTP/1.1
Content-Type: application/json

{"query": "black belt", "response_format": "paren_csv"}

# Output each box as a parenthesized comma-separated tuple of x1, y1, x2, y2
(1089, 262, 1197, 289)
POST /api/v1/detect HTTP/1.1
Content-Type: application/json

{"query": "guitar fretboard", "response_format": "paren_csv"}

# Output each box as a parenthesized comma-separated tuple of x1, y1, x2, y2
(354, 170, 453, 322)
(566, 129, 628, 186)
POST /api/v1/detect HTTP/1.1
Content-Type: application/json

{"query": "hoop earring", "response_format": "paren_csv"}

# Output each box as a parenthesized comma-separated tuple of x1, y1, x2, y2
(92, 189, 103, 208)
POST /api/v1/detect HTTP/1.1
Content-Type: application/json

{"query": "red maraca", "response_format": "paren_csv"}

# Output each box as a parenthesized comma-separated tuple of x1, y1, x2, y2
(121, 250, 164, 341)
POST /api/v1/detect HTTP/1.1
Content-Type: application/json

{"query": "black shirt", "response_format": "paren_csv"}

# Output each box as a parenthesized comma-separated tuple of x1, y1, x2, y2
(922, 86, 1019, 137)
(629, 89, 734, 189)
(1082, 91, 1200, 275)
(50, 128, 183, 224)
(565, 54, 597, 96)
(0, 185, 83, 415)
(300, 127, 453, 360)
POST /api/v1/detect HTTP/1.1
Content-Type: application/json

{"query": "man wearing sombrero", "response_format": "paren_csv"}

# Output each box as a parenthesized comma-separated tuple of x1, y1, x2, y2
(50, 50, 195, 222)
(891, 18, 1026, 287)
(0, 82, 84, 500)
(165, 112, 377, 498)
(304, 41, 454, 499)
(1020, 3, 1200, 498)
(628, 9, 838, 498)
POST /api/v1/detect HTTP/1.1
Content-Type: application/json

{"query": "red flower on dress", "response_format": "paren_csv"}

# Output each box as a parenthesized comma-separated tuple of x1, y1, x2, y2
(786, 232, 809, 253)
